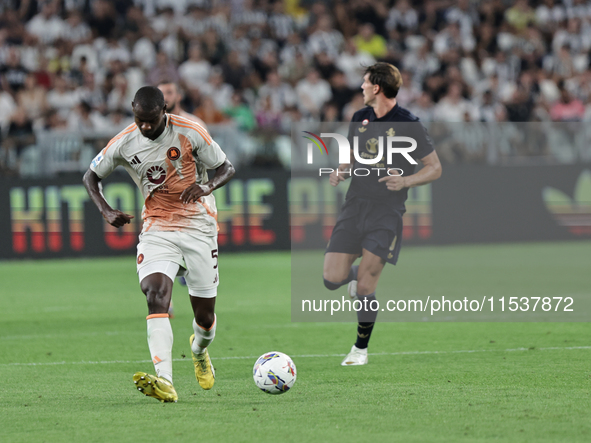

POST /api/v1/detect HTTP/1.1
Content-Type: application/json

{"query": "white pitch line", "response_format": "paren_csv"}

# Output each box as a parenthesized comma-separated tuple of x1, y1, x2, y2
(3, 346, 591, 367)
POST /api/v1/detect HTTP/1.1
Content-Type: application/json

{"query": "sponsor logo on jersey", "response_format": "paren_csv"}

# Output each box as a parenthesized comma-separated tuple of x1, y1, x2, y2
(131, 155, 142, 165)
(386, 128, 396, 137)
(167, 147, 181, 161)
(146, 165, 166, 184)
(91, 152, 104, 168)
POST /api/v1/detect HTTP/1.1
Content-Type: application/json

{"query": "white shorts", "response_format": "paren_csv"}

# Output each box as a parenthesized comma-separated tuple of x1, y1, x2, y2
(136, 231, 219, 298)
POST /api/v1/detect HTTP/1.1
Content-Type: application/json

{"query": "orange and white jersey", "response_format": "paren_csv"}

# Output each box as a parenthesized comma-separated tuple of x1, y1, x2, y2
(90, 114, 226, 236)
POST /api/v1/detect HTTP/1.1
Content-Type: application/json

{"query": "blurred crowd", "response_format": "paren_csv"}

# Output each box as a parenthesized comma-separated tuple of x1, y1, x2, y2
(2, 0, 591, 174)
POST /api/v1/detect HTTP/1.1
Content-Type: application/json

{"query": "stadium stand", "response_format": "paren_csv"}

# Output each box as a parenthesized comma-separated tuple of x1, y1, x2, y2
(1, 0, 591, 176)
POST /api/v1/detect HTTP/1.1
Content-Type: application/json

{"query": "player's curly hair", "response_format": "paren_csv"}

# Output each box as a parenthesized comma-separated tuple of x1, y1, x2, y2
(364, 63, 403, 99)
(133, 86, 165, 112)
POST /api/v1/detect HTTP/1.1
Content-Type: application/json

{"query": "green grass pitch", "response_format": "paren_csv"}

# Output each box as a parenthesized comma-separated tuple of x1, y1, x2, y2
(1, 242, 590, 442)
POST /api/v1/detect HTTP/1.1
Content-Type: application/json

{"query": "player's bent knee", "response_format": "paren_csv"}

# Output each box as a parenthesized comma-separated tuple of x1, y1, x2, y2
(142, 286, 171, 311)
(196, 312, 215, 330)
(323, 270, 348, 286)
(356, 281, 377, 297)
(323, 278, 342, 290)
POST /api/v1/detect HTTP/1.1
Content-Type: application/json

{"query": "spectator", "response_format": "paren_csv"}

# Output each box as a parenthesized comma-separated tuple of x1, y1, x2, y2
(7, 106, 35, 158)
(62, 10, 92, 43)
(296, 69, 332, 118)
(131, 25, 157, 70)
(223, 91, 257, 132)
(446, 0, 479, 40)
(146, 51, 180, 86)
(1, 47, 29, 94)
(76, 72, 105, 112)
(258, 70, 297, 114)
(25, 0, 67, 45)
(433, 82, 476, 122)
(550, 83, 585, 122)
(46, 75, 79, 119)
(255, 95, 282, 131)
(552, 18, 591, 55)
(67, 101, 109, 132)
(307, 15, 344, 60)
(268, 1, 296, 44)
(193, 96, 227, 125)
(314, 51, 338, 80)
(342, 92, 365, 122)
(106, 74, 132, 112)
(17, 73, 48, 121)
(353, 23, 388, 59)
(220, 50, 248, 91)
(179, 43, 212, 90)
(434, 21, 475, 57)
(202, 29, 227, 66)
(0, 82, 17, 135)
(87, 0, 118, 39)
(505, 0, 537, 31)
(328, 70, 355, 119)
(408, 91, 435, 122)
(336, 39, 376, 89)
(475, 90, 506, 122)
(279, 49, 311, 87)
(386, 0, 419, 34)
(200, 68, 234, 111)
(41, 108, 68, 131)
(536, 0, 566, 29)
(320, 101, 340, 122)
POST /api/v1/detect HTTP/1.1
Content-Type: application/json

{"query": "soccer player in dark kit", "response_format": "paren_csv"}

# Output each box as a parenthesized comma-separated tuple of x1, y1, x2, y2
(323, 62, 442, 365)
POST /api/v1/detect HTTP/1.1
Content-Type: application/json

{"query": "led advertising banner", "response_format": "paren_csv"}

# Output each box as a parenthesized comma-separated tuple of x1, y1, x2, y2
(1, 165, 590, 259)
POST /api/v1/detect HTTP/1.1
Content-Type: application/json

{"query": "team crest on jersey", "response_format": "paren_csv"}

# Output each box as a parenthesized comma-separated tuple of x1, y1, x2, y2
(137, 253, 144, 264)
(167, 147, 181, 161)
(146, 165, 166, 184)
(366, 138, 379, 154)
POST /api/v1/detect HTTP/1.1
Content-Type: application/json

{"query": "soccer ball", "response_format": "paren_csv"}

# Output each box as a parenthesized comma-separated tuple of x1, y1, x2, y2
(253, 352, 297, 394)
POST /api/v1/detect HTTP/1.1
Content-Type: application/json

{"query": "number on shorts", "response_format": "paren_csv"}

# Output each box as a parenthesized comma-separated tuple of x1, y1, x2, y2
(211, 249, 218, 269)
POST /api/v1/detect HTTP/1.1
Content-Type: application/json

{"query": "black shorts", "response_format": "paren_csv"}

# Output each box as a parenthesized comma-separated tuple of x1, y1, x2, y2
(326, 198, 403, 265)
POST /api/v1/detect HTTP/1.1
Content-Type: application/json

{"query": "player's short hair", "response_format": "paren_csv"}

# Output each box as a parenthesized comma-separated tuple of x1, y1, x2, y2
(133, 86, 165, 112)
(364, 63, 403, 99)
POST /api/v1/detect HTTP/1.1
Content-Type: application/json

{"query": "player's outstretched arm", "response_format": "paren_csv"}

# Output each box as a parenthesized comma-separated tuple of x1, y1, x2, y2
(180, 158, 236, 204)
(378, 151, 442, 191)
(83, 169, 135, 227)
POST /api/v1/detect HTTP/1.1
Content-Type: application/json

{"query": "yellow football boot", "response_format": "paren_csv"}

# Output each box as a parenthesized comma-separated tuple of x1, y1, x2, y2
(133, 372, 178, 403)
(189, 334, 215, 390)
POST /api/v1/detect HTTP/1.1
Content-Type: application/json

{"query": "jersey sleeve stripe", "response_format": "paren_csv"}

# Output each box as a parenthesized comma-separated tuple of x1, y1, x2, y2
(170, 116, 213, 144)
(104, 124, 138, 152)
(170, 117, 213, 145)
(169, 114, 208, 133)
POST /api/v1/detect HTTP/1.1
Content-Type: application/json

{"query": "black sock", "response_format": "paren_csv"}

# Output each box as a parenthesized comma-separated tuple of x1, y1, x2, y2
(323, 265, 359, 290)
(355, 322, 375, 349)
(355, 292, 377, 349)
